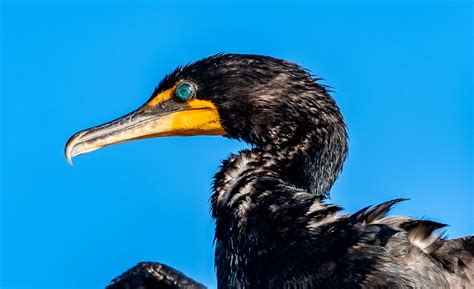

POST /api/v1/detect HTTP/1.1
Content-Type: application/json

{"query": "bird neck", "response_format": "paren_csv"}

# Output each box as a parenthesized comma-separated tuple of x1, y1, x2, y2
(211, 127, 347, 218)
(210, 125, 347, 288)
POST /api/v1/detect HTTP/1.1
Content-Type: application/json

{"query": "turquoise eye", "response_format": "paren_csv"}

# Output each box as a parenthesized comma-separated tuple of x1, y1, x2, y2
(175, 82, 194, 101)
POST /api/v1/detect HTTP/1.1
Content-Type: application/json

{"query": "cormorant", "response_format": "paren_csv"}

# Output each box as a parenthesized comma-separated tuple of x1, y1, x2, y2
(65, 54, 473, 289)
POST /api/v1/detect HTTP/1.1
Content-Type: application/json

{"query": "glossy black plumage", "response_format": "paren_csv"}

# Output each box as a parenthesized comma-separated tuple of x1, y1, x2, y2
(104, 54, 473, 289)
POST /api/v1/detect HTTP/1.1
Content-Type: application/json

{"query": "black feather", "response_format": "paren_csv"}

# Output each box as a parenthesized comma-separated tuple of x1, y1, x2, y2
(350, 198, 408, 224)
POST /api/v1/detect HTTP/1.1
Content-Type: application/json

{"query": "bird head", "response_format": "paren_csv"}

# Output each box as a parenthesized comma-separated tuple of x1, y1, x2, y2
(65, 54, 346, 165)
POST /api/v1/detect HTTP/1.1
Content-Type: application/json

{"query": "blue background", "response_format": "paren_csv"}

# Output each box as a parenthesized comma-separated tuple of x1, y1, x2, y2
(1, 1, 472, 288)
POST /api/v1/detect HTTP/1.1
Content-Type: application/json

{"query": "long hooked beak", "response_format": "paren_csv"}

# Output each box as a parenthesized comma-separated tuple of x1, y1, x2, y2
(65, 87, 226, 165)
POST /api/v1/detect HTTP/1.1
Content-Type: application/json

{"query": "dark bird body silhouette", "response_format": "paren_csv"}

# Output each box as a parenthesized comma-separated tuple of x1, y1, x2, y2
(65, 54, 474, 288)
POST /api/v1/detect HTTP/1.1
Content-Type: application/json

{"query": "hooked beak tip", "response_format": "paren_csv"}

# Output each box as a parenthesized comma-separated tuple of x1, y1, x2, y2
(66, 153, 74, 166)
(65, 131, 85, 166)
(65, 136, 75, 166)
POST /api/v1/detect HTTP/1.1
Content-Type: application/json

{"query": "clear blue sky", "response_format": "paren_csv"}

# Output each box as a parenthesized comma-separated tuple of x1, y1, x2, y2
(1, 1, 472, 289)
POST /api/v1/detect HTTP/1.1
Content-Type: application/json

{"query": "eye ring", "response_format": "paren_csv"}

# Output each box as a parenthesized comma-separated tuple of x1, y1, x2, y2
(175, 81, 196, 101)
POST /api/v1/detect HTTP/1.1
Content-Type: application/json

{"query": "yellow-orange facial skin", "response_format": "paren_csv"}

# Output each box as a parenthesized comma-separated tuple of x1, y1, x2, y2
(146, 86, 176, 106)
(163, 99, 227, 136)
(143, 86, 226, 136)
(65, 86, 227, 164)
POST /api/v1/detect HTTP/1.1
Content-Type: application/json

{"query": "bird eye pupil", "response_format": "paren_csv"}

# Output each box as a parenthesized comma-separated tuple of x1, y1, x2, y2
(176, 83, 194, 101)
